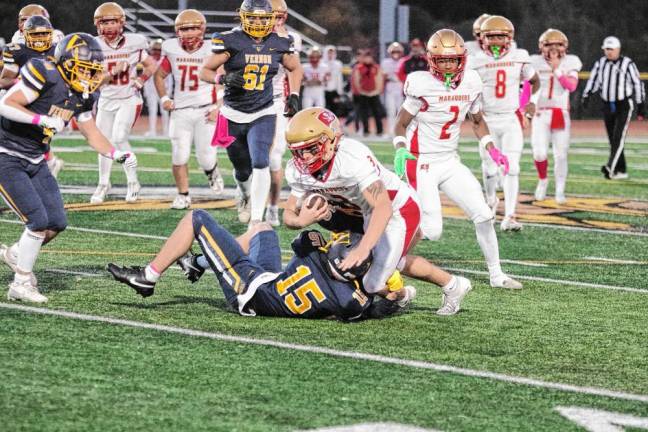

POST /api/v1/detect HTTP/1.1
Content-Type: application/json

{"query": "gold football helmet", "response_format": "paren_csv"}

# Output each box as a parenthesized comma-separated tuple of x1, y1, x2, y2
(239, 0, 276, 39)
(285, 108, 342, 180)
(539, 28, 568, 59)
(175, 9, 206, 50)
(472, 13, 490, 38)
(426, 29, 467, 88)
(94, 2, 126, 42)
(480, 15, 514, 58)
(18, 4, 49, 32)
(270, 0, 288, 24)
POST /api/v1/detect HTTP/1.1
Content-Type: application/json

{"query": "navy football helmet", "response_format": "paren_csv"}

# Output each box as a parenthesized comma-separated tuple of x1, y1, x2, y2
(239, 0, 275, 38)
(24, 15, 53, 52)
(324, 232, 372, 282)
(55, 33, 104, 95)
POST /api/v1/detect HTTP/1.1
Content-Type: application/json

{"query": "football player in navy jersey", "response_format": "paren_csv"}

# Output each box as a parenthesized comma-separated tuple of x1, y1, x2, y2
(0, 15, 66, 178)
(0, 33, 138, 303)
(108, 209, 403, 321)
(200, 0, 303, 226)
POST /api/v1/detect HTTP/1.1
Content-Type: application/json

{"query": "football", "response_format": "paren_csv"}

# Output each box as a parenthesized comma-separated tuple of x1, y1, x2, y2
(303, 193, 328, 211)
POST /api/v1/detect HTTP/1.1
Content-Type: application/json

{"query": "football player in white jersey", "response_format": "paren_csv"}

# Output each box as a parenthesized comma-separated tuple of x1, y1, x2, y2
(530, 29, 581, 204)
(283, 108, 473, 315)
(154, 10, 224, 210)
(381, 42, 405, 136)
(90, 2, 158, 204)
(302, 47, 330, 109)
(267, 0, 303, 226)
(143, 39, 170, 137)
(468, 16, 540, 231)
(393, 29, 522, 290)
(463, 13, 490, 56)
(11, 4, 65, 46)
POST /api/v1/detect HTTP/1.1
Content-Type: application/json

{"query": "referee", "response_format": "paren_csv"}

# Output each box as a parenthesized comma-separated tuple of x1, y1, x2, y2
(582, 36, 645, 179)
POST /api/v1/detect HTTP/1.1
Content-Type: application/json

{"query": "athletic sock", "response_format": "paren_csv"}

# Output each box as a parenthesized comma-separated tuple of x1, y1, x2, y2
(555, 156, 568, 196)
(503, 174, 519, 217)
(196, 255, 209, 270)
(483, 172, 498, 204)
(250, 167, 271, 222)
(534, 159, 549, 180)
(145, 264, 160, 283)
(98, 154, 113, 185)
(441, 275, 457, 293)
(475, 220, 504, 280)
(14, 229, 45, 281)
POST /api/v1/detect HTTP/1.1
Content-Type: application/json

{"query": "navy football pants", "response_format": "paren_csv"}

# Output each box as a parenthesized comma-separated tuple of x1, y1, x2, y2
(225, 114, 277, 182)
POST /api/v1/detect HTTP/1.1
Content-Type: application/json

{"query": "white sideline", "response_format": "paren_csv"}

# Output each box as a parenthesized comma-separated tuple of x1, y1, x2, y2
(1, 219, 646, 294)
(443, 267, 648, 294)
(2, 302, 648, 404)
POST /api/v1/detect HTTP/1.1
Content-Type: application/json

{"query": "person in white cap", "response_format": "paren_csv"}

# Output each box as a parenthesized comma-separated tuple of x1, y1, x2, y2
(582, 36, 645, 180)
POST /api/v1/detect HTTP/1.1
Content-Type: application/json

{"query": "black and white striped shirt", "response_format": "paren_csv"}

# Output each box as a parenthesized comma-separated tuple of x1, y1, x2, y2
(583, 56, 645, 103)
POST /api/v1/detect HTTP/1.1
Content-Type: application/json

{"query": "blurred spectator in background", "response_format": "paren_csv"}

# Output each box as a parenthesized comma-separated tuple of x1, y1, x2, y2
(397, 38, 428, 82)
(323, 45, 344, 115)
(381, 42, 404, 136)
(352, 49, 385, 136)
(143, 39, 170, 137)
(302, 46, 330, 108)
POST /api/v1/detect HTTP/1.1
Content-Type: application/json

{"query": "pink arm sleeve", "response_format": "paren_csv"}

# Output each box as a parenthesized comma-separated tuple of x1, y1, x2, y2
(558, 75, 578, 92)
(519, 80, 531, 108)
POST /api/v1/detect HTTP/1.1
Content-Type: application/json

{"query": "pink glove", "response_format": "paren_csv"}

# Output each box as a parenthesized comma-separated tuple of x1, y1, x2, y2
(211, 113, 235, 148)
(488, 146, 510, 175)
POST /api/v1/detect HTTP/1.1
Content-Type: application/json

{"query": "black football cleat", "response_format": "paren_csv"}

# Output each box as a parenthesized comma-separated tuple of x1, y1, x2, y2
(176, 252, 205, 283)
(107, 263, 155, 297)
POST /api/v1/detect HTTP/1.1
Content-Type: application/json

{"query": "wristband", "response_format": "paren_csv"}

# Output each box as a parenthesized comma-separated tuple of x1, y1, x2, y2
(529, 91, 540, 105)
(479, 134, 493, 149)
(32, 114, 41, 125)
(104, 147, 116, 159)
(392, 136, 407, 149)
(160, 95, 171, 105)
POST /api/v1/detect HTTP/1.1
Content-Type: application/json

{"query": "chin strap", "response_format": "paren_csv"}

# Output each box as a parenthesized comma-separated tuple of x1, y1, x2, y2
(490, 45, 501, 59)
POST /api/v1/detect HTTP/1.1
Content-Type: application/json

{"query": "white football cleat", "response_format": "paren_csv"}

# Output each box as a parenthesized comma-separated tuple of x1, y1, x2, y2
(490, 274, 523, 290)
(487, 196, 499, 218)
(90, 183, 111, 204)
(265, 205, 280, 227)
(397, 285, 417, 308)
(7, 280, 47, 303)
(0, 244, 38, 286)
(47, 156, 64, 178)
(171, 194, 191, 210)
(208, 166, 225, 194)
(437, 276, 472, 316)
(534, 178, 549, 201)
(237, 197, 251, 224)
(501, 216, 523, 232)
(555, 193, 567, 204)
(125, 182, 141, 203)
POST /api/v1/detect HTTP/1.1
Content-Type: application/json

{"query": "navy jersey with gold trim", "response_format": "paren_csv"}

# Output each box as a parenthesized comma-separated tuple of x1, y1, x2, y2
(0, 58, 96, 159)
(248, 238, 373, 320)
(211, 28, 293, 113)
(2, 42, 56, 70)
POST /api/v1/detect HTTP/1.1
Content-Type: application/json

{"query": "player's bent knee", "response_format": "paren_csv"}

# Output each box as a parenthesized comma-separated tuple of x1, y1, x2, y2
(472, 210, 494, 225)
(420, 222, 442, 241)
(248, 222, 273, 236)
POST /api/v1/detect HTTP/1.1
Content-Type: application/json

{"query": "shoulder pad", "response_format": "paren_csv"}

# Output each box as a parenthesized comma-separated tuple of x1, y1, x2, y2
(20, 59, 50, 92)
(404, 71, 428, 97)
(7, 43, 23, 52)
(514, 48, 531, 63)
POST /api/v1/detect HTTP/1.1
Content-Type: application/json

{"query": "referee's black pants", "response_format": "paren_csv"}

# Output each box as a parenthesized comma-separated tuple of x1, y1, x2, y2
(602, 99, 633, 175)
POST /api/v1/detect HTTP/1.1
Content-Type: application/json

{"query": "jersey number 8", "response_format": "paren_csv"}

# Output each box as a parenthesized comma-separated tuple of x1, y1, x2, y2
(243, 64, 270, 91)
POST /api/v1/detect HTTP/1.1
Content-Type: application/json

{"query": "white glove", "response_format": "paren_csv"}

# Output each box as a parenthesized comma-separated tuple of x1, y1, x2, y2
(38, 116, 66, 134)
(112, 149, 138, 169)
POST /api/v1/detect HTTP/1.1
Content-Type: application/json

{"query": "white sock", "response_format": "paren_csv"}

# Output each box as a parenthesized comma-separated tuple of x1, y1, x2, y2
(234, 170, 252, 199)
(503, 174, 519, 217)
(124, 164, 139, 184)
(8, 242, 19, 260)
(98, 154, 113, 185)
(483, 170, 498, 204)
(441, 275, 457, 293)
(145, 264, 160, 282)
(555, 156, 568, 196)
(14, 229, 45, 279)
(475, 220, 503, 280)
(250, 167, 271, 222)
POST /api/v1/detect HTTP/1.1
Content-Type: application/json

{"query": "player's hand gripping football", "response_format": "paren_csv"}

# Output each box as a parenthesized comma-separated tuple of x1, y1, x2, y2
(393, 147, 417, 177)
(36, 115, 66, 134)
(487, 146, 509, 175)
(111, 149, 138, 169)
(298, 194, 330, 227)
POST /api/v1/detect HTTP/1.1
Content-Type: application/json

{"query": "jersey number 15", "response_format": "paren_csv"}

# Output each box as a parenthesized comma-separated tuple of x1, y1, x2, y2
(276, 265, 327, 315)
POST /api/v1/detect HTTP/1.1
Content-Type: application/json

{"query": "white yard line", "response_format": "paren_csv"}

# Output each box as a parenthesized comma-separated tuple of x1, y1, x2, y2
(500, 259, 549, 268)
(1, 219, 645, 293)
(443, 267, 648, 294)
(44, 269, 103, 277)
(584, 256, 648, 265)
(2, 302, 647, 404)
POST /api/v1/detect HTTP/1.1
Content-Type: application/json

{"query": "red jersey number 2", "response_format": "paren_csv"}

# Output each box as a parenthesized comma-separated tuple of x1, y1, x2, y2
(439, 105, 460, 140)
